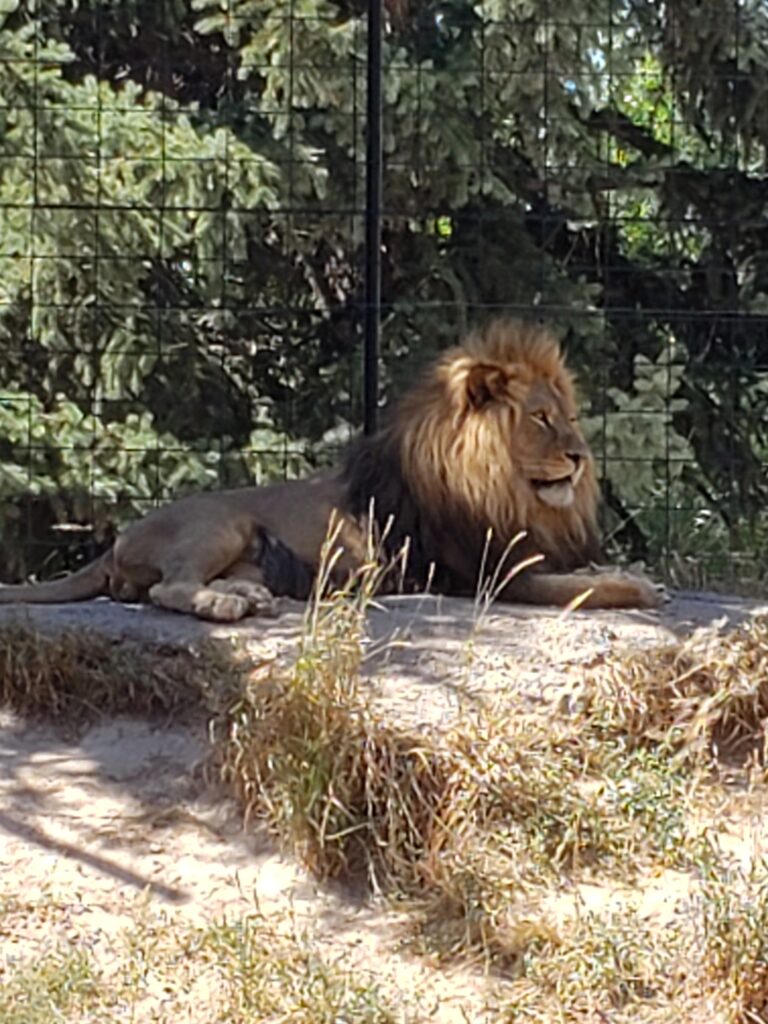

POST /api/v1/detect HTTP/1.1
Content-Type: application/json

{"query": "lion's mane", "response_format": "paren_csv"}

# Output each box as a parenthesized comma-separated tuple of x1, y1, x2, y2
(342, 319, 601, 592)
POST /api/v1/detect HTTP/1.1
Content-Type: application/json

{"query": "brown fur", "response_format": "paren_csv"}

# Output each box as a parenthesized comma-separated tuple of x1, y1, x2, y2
(0, 320, 663, 621)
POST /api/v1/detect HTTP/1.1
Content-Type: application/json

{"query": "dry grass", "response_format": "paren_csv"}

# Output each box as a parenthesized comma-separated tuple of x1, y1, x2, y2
(212, 555, 720, 970)
(0, 623, 247, 724)
(214, 535, 455, 890)
(194, 915, 417, 1023)
(211, 567, 768, 992)
(0, 894, 418, 1024)
(581, 613, 768, 762)
(3, 550, 768, 1019)
(491, 906, 682, 1022)
(693, 843, 768, 1023)
(487, 843, 768, 1023)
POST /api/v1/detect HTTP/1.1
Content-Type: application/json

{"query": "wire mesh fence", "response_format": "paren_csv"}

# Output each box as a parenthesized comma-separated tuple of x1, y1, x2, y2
(0, 0, 766, 591)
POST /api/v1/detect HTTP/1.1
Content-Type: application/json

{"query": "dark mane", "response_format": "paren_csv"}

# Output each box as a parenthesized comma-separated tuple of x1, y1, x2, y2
(341, 430, 457, 590)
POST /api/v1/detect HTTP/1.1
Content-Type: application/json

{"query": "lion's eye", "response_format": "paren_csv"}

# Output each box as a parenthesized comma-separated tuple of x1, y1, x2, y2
(531, 411, 550, 427)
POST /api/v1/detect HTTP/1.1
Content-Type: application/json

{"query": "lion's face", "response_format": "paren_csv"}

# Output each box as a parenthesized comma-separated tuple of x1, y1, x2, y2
(514, 378, 591, 510)
(461, 349, 594, 514)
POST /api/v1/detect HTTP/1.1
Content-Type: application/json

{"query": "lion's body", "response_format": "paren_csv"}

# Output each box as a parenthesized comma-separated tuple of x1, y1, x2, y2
(0, 320, 663, 620)
(0, 476, 357, 621)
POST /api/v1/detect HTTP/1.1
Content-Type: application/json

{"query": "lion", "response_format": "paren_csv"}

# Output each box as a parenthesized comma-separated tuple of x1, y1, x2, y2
(0, 319, 663, 621)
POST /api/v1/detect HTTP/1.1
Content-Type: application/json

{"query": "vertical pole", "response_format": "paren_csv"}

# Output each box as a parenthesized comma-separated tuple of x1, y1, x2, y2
(363, 0, 382, 435)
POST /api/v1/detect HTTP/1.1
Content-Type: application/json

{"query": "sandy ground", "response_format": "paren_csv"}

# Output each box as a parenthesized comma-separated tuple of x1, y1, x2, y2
(1, 589, 767, 1020)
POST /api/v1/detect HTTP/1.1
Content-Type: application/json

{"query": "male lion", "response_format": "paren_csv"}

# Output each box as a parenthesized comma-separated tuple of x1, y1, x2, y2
(0, 319, 663, 620)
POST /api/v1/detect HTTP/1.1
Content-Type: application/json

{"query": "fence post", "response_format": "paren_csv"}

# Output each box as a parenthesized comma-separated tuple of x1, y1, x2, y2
(363, 0, 382, 435)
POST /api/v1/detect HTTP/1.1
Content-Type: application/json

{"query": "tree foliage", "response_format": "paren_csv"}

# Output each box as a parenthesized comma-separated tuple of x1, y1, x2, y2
(0, 0, 766, 582)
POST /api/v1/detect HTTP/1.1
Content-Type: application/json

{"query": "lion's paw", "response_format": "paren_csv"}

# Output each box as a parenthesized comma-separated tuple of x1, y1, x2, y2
(611, 572, 669, 610)
(578, 570, 669, 610)
(207, 579, 279, 618)
(633, 576, 669, 609)
(192, 590, 252, 622)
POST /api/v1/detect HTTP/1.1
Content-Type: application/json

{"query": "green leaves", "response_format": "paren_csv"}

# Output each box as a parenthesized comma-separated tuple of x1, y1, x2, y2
(0, 0, 766, 579)
(584, 348, 694, 508)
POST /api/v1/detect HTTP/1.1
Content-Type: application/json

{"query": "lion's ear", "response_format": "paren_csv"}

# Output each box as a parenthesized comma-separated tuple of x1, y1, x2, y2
(465, 363, 510, 410)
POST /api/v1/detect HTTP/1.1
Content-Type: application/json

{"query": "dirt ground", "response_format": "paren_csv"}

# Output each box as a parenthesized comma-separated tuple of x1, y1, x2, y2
(1, 589, 766, 1020)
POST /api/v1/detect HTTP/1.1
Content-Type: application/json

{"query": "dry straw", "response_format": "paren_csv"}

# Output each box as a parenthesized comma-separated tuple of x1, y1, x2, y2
(214, 518, 456, 890)
(4, 535, 768, 977)
(580, 613, 768, 762)
(0, 621, 244, 723)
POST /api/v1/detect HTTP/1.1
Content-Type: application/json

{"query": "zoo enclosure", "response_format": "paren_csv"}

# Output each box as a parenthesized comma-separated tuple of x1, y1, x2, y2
(0, 0, 767, 589)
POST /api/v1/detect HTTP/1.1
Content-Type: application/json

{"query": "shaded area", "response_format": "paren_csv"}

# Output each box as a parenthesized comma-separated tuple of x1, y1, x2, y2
(0, 709, 277, 913)
(0, 811, 186, 903)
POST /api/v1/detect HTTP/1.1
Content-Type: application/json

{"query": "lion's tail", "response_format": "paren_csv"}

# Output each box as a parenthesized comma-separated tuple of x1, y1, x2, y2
(0, 550, 112, 604)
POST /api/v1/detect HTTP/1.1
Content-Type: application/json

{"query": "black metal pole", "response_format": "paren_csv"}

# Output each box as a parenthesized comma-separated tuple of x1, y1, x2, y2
(363, 0, 382, 435)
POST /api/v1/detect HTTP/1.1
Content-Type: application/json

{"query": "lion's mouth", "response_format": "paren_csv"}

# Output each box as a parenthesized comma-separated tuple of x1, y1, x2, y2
(531, 462, 584, 509)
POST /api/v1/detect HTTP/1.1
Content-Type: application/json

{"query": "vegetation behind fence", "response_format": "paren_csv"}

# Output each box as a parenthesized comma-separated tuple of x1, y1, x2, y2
(0, 0, 766, 588)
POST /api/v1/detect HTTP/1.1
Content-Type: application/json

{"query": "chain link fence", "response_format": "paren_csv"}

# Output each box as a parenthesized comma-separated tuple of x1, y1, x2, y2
(1, 0, 766, 591)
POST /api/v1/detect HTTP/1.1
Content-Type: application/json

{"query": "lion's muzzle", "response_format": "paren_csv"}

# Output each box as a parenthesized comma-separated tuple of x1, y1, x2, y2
(531, 457, 585, 509)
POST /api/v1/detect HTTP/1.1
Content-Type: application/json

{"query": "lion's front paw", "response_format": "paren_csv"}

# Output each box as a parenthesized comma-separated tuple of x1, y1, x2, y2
(631, 575, 669, 609)
(603, 572, 668, 610)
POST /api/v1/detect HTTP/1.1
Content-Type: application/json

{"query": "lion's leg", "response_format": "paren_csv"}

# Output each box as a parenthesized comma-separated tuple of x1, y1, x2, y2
(223, 561, 268, 584)
(224, 531, 315, 601)
(110, 577, 145, 603)
(502, 571, 666, 610)
(118, 512, 268, 622)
